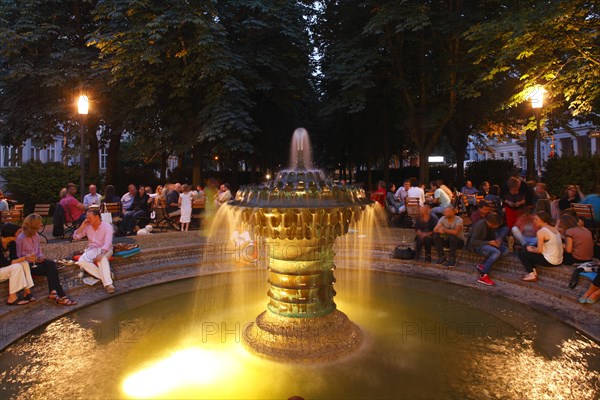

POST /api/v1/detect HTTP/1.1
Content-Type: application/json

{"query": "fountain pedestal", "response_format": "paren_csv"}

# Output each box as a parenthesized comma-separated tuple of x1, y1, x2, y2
(230, 128, 372, 363)
(242, 237, 362, 362)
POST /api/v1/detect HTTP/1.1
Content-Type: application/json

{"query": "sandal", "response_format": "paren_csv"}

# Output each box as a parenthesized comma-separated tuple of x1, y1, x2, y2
(24, 293, 37, 302)
(55, 296, 78, 306)
(7, 296, 29, 306)
(48, 291, 58, 301)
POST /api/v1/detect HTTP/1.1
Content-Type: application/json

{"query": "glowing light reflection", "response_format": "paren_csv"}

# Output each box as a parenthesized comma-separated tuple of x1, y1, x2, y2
(122, 347, 242, 398)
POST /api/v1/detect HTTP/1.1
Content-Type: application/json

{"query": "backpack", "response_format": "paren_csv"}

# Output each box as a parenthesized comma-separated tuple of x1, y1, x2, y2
(568, 261, 600, 288)
(52, 202, 65, 237)
(391, 245, 416, 260)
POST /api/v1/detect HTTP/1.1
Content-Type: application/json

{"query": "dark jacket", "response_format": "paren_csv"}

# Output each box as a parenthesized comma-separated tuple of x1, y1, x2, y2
(470, 219, 497, 247)
(129, 194, 150, 213)
(1, 241, 18, 268)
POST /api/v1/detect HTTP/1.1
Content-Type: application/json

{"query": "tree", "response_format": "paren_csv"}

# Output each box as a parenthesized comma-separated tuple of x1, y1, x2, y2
(0, 0, 92, 165)
(466, 0, 600, 179)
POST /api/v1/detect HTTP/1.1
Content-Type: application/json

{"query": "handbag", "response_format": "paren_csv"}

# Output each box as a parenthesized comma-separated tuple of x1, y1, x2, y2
(100, 204, 113, 225)
(391, 245, 415, 260)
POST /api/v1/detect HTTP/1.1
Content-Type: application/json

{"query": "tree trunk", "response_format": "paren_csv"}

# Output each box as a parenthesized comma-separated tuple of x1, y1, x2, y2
(455, 146, 465, 188)
(88, 123, 99, 179)
(419, 152, 429, 185)
(367, 156, 372, 191)
(526, 130, 536, 180)
(382, 98, 390, 185)
(105, 129, 121, 186)
(192, 145, 203, 186)
(160, 152, 168, 182)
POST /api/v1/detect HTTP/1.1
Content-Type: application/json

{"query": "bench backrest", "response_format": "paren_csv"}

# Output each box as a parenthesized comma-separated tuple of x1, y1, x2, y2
(103, 202, 122, 223)
(572, 203, 594, 220)
(0, 210, 21, 224)
(33, 203, 51, 217)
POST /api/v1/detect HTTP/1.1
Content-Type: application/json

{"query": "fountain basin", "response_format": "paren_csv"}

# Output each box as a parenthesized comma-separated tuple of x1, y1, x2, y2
(1, 270, 598, 399)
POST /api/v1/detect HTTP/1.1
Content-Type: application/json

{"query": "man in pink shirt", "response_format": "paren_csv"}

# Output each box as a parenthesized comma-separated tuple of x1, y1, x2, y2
(73, 208, 115, 293)
(60, 183, 86, 223)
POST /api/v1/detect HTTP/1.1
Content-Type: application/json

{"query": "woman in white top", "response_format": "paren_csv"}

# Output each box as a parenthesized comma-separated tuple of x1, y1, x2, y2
(518, 211, 563, 282)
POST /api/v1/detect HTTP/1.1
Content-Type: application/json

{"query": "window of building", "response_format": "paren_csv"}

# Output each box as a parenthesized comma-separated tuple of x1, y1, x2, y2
(2, 147, 9, 167)
(47, 143, 56, 162)
(577, 136, 591, 156)
(560, 138, 574, 156)
(100, 147, 108, 171)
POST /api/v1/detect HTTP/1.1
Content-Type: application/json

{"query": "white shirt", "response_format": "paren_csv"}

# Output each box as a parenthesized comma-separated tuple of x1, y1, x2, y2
(407, 186, 425, 206)
(121, 192, 135, 211)
(394, 187, 410, 202)
(83, 193, 101, 207)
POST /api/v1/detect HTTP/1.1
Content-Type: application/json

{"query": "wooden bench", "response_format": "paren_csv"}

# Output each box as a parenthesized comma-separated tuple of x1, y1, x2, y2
(103, 202, 122, 233)
(34, 203, 52, 242)
(191, 201, 206, 229)
(13, 204, 24, 222)
(572, 203, 600, 242)
(0, 210, 22, 225)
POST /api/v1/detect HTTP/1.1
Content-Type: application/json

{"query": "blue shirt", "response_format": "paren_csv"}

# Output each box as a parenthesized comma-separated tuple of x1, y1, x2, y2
(581, 194, 600, 222)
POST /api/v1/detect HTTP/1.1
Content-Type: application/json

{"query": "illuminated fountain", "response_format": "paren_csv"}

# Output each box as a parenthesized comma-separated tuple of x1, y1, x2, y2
(227, 128, 373, 362)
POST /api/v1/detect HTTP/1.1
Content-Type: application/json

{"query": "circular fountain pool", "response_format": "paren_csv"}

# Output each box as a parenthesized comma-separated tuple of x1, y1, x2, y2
(1, 269, 598, 399)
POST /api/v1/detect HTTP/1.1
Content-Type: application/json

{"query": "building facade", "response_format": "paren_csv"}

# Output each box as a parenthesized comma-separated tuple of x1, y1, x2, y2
(466, 122, 599, 173)
(0, 135, 108, 188)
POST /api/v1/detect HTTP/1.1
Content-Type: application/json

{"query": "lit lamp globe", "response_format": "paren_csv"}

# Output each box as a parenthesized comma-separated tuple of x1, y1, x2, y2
(529, 85, 545, 109)
(78, 95, 89, 115)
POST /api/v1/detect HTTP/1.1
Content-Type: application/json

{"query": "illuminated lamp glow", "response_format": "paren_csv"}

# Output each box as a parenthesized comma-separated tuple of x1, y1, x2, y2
(428, 156, 444, 163)
(77, 95, 89, 115)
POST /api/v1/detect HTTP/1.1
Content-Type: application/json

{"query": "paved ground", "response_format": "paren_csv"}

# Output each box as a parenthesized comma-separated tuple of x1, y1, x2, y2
(0, 228, 598, 351)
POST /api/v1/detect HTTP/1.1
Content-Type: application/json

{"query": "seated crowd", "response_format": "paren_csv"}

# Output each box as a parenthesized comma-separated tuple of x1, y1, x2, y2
(1, 176, 598, 307)
(0, 177, 234, 305)
(374, 176, 599, 302)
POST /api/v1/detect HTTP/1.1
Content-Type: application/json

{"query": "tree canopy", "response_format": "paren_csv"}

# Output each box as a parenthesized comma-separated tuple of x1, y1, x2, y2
(0, 0, 597, 189)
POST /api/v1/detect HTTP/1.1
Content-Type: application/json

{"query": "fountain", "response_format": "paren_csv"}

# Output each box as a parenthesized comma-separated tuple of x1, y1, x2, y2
(226, 128, 373, 362)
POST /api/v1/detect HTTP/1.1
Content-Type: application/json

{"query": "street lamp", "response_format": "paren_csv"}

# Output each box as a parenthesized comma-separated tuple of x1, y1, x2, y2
(529, 85, 545, 180)
(77, 95, 89, 202)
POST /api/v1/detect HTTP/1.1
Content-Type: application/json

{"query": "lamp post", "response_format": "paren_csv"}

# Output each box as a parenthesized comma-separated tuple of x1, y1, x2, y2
(77, 95, 89, 202)
(530, 85, 545, 180)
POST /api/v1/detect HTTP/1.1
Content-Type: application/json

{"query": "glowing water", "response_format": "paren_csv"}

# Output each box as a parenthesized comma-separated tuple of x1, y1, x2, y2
(1, 273, 598, 399)
(289, 127, 312, 169)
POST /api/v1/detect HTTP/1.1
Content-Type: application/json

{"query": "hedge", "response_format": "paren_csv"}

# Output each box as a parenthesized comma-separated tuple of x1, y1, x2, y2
(1, 161, 80, 214)
(464, 159, 519, 188)
(544, 155, 600, 197)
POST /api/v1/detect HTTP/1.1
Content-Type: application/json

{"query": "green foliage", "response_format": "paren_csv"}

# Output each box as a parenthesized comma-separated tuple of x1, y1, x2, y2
(544, 155, 600, 197)
(1, 161, 80, 213)
(464, 160, 519, 187)
(466, 0, 600, 117)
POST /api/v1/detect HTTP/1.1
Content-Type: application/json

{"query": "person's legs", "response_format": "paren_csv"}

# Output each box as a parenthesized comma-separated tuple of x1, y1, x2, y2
(433, 233, 446, 262)
(475, 245, 508, 275)
(562, 252, 589, 266)
(30, 260, 65, 297)
(121, 211, 136, 233)
(495, 226, 509, 242)
(96, 250, 113, 286)
(447, 234, 459, 260)
(431, 206, 444, 215)
(414, 235, 422, 257)
(423, 236, 433, 259)
(511, 226, 527, 245)
(1, 264, 27, 301)
(517, 250, 554, 273)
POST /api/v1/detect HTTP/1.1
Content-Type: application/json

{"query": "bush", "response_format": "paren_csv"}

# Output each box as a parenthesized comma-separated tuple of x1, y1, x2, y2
(465, 159, 519, 188)
(1, 161, 80, 214)
(544, 155, 600, 197)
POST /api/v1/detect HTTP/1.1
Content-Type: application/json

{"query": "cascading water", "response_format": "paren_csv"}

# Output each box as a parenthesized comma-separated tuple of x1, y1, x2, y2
(208, 128, 384, 362)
